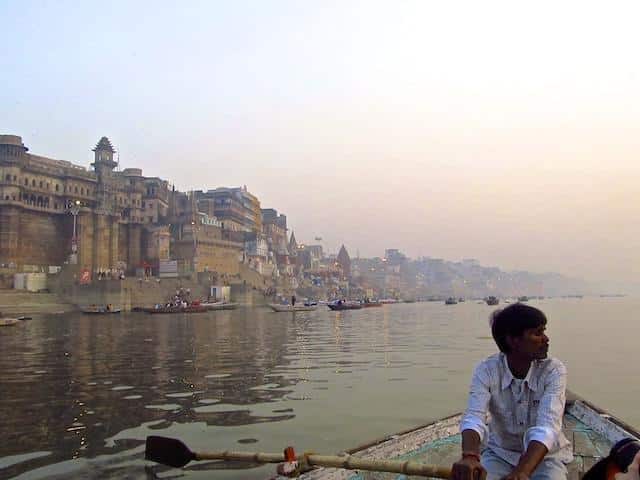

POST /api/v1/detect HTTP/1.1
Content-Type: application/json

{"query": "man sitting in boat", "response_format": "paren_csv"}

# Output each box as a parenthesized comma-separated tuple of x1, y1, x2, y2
(452, 304, 572, 480)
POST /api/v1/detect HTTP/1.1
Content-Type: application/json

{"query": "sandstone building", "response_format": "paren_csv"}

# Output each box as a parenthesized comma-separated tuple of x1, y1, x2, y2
(0, 135, 171, 276)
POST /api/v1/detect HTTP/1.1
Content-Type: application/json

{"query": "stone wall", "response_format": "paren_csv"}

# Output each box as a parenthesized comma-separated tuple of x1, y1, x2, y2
(0, 206, 69, 268)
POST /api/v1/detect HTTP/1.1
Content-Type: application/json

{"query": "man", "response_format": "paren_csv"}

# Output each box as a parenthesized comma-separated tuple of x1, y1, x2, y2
(452, 303, 572, 480)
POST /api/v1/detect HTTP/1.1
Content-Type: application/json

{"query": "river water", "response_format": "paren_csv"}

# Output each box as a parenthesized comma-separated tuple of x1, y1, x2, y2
(0, 297, 637, 479)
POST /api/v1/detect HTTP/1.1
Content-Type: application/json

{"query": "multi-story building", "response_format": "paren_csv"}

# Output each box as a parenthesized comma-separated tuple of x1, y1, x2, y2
(194, 186, 261, 233)
(0, 135, 166, 275)
(261, 208, 288, 255)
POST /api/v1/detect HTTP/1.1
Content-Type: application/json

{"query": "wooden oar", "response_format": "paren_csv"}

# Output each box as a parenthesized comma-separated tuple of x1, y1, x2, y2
(145, 435, 452, 478)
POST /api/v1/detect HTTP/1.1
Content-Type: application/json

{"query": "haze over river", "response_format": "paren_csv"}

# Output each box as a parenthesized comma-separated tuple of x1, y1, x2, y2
(0, 297, 637, 479)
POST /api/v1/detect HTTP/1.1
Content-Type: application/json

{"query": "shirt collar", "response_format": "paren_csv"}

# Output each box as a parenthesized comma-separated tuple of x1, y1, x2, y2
(500, 353, 538, 391)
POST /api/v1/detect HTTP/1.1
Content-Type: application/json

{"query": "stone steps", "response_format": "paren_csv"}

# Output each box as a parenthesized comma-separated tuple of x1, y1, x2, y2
(0, 290, 75, 314)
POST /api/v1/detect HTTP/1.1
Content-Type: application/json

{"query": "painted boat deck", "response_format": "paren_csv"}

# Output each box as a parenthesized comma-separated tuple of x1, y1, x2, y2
(300, 392, 639, 480)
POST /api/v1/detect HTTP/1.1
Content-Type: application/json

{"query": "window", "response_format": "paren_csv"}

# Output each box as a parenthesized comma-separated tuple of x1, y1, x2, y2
(39, 181, 43, 188)
(74, 186, 78, 193)
(12, 175, 16, 181)
(32, 179, 36, 186)
(24, 178, 28, 186)
(55, 184, 59, 192)
(81, 188, 84, 195)
(5, 174, 10, 181)
(4, 195, 8, 200)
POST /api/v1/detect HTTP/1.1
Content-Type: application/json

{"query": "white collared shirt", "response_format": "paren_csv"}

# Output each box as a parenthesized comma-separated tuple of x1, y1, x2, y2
(460, 352, 573, 466)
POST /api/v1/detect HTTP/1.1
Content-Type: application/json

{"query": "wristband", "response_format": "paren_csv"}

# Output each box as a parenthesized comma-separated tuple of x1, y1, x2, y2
(462, 451, 481, 462)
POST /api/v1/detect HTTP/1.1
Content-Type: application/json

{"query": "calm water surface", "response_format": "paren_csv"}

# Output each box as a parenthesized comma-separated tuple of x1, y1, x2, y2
(0, 297, 637, 479)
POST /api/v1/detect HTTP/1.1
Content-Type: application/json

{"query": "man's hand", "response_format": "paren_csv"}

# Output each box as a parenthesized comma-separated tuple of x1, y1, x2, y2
(452, 456, 487, 480)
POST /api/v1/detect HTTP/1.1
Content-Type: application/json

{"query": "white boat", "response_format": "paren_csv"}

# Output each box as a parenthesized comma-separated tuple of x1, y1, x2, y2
(299, 391, 640, 480)
(269, 303, 317, 312)
(201, 301, 239, 311)
(0, 318, 20, 326)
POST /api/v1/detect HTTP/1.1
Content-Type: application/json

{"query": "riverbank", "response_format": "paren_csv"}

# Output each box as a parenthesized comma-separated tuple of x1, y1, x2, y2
(0, 290, 75, 315)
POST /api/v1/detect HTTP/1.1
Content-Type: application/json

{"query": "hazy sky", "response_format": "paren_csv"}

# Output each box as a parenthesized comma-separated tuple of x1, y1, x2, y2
(1, 1, 639, 292)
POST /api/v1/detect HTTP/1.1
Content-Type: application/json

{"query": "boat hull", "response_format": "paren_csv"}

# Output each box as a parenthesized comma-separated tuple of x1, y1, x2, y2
(299, 390, 640, 480)
(0, 318, 19, 326)
(269, 304, 317, 312)
(327, 304, 363, 311)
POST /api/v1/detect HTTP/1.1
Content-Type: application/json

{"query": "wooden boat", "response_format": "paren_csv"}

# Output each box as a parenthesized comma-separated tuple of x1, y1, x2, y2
(201, 301, 239, 311)
(82, 307, 121, 314)
(143, 305, 208, 314)
(327, 302, 362, 311)
(485, 296, 499, 306)
(299, 391, 640, 480)
(269, 303, 317, 312)
(362, 301, 382, 308)
(0, 318, 20, 326)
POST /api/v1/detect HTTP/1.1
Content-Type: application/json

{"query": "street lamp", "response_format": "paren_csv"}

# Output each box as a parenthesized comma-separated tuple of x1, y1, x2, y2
(68, 200, 81, 262)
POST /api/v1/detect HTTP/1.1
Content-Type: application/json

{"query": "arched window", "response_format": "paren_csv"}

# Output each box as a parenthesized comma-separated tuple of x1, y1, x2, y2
(32, 179, 36, 187)
(55, 184, 59, 192)
(74, 186, 78, 193)
(39, 181, 43, 188)
(81, 188, 84, 195)
(24, 178, 28, 186)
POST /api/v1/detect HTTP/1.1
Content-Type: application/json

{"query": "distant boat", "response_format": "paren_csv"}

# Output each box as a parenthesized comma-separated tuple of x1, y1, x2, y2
(82, 306, 121, 314)
(201, 301, 239, 311)
(379, 299, 399, 304)
(517, 296, 529, 302)
(362, 301, 383, 308)
(444, 297, 458, 305)
(269, 304, 317, 312)
(0, 318, 20, 326)
(485, 296, 499, 306)
(328, 301, 363, 311)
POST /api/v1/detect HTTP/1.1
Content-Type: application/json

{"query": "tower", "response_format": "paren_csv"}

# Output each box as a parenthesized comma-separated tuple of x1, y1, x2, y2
(91, 137, 117, 181)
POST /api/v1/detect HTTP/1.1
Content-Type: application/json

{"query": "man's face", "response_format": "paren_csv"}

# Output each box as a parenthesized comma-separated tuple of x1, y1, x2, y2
(509, 324, 549, 360)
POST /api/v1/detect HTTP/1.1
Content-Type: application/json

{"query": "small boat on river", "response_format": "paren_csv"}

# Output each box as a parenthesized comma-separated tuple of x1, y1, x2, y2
(327, 301, 362, 311)
(0, 318, 20, 326)
(299, 390, 640, 480)
(82, 306, 121, 314)
(269, 303, 317, 312)
(485, 296, 499, 306)
(201, 301, 239, 311)
(362, 301, 382, 308)
(444, 297, 458, 305)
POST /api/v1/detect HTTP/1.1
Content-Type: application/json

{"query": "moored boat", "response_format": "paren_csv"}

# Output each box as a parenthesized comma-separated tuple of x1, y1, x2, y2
(0, 317, 20, 326)
(269, 303, 318, 312)
(201, 301, 239, 311)
(362, 301, 382, 308)
(299, 390, 640, 479)
(82, 306, 121, 314)
(444, 297, 458, 305)
(327, 301, 362, 311)
(485, 296, 499, 306)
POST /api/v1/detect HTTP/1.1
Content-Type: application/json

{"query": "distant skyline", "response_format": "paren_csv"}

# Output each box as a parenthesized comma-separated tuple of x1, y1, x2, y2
(1, 1, 638, 293)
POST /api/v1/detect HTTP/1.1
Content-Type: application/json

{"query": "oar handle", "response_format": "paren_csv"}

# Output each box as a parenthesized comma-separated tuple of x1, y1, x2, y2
(194, 451, 452, 478)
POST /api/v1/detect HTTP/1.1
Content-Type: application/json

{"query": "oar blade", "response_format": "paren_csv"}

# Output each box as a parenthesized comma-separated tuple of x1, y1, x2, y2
(145, 436, 196, 468)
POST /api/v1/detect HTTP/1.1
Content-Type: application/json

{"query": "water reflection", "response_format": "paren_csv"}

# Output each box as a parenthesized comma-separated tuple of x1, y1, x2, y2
(0, 298, 638, 479)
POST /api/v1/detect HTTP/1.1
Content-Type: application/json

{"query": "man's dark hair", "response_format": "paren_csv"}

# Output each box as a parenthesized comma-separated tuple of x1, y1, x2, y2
(490, 303, 547, 353)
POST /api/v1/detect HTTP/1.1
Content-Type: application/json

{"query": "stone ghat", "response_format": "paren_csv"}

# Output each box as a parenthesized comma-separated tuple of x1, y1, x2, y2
(0, 290, 75, 314)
